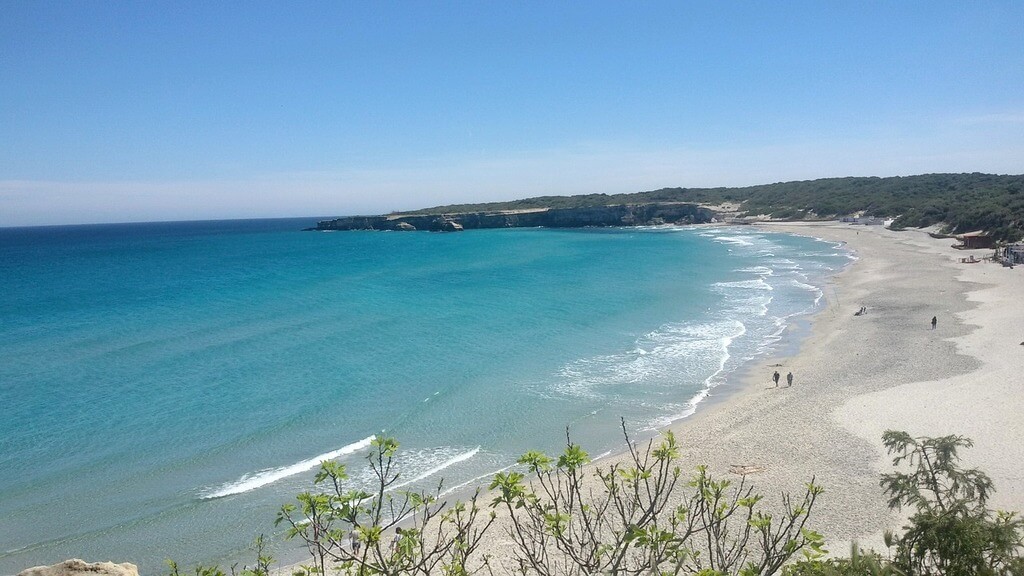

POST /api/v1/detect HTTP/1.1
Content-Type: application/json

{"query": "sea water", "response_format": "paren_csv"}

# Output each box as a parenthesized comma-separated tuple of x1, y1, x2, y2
(0, 219, 851, 574)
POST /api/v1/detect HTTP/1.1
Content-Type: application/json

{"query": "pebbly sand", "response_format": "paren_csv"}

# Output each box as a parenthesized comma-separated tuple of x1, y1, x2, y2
(277, 222, 1024, 573)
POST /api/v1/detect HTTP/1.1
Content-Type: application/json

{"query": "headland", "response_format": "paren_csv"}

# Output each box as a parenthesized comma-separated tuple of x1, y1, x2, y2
(311, 202, 716, 231)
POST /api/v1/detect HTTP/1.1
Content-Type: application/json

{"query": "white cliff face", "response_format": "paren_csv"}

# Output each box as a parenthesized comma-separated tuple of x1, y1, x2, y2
(18, 560, 139, 576)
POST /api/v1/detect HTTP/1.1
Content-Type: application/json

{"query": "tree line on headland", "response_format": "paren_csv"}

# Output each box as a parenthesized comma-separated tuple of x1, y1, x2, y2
(400, 173, 1024, 241)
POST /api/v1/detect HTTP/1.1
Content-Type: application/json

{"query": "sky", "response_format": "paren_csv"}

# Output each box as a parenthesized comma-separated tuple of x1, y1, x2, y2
(2, 1, 1023, 226)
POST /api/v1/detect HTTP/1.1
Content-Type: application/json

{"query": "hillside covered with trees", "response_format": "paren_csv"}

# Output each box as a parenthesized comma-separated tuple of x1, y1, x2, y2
(404, 173, 1024, 241)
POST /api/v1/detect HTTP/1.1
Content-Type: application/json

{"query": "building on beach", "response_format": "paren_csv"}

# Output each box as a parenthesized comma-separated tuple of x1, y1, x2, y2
(953, 231, 994, 250)
(839, 215, 885, 225)
(998, 243, 1024, 265)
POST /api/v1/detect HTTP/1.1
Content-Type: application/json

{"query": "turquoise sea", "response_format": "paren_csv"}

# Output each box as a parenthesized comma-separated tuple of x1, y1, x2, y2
(0, 219, 851, 574)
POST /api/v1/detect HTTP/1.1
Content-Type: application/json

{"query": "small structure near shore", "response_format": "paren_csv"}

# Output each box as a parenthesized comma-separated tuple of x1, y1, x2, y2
(839, 215, 885, 225)
(997, 243, 1024, 266)
(952, 231, 994, 250)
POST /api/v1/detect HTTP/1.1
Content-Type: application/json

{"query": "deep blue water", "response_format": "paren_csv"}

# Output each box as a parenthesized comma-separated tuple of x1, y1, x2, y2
(0, 219, 850, 574)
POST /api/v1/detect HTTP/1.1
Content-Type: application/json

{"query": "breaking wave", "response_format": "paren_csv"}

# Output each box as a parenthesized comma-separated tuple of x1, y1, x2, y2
(202, 435, 376, 499)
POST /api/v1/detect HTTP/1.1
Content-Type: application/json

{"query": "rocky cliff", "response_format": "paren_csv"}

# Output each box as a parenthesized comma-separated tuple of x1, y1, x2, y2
(312, 203, 716, 231)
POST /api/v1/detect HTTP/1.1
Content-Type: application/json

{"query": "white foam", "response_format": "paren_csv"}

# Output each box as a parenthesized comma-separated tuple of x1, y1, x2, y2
(651, 312, 772, 430)
(736, 266, 773, 276)
(768, 258, 798, 270)
(553, 318, 746, 400)
(202, 435, 376, 499)
(712, 235, 756, 246)
(553, 228, 853, 431)
(440, 462, 516, 497)
(713, 278, 773, 290)
(790, 278, 822, 295)
(391, 446, 480, 491)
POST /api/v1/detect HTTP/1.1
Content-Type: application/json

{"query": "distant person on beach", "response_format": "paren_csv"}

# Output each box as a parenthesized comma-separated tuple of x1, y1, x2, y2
(391, 528, 402, 554)
(787, 372, 793, 387)
(931, 316, 937, 330)
(773, 370, 780, 387)
(350, 532, 361, 555)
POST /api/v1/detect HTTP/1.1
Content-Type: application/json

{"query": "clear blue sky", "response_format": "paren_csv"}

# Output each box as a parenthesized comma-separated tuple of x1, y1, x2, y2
(2, 1, 1023, 226)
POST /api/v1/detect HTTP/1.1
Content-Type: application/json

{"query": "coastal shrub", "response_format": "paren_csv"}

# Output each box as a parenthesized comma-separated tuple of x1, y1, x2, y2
(489, 421, 825, 575)
(782, 545, 900, 576)
(275, 436, 495, 576)
(166, 535, 273, 576)
(879, 430, 1024, 576)
(271, 423, 824, 576)
(164, 429, 1024, 576)
(405, 173, 1024, 240)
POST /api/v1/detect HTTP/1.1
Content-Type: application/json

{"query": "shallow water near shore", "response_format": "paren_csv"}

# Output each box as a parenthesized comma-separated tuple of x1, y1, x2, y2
(0, 219, 850, 574)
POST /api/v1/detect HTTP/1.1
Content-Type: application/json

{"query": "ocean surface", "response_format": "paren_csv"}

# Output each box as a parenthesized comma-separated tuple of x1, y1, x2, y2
(0, 219, 851, 575)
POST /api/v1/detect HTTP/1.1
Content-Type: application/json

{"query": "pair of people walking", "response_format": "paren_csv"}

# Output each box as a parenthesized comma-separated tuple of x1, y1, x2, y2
(772, 370, 793, 388)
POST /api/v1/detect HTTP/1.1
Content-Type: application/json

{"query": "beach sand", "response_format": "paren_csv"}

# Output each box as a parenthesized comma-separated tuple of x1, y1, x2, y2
(625, 221, 1024, 554)
(278, 222, 1024, 573)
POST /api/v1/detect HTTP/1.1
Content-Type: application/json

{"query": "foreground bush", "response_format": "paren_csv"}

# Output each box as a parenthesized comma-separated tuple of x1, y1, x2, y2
(272, 422, 823, 575)
(490, 423, 824, 575)
(782, 546, 898, 576)
(275, 436, 493, 576)
(167, 428, 1023, 575)
(878, 431, 1024, 576)
(783, 430, 1024, 576)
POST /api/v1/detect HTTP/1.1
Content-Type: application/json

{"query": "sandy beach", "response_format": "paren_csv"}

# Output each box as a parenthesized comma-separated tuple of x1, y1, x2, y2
(624, 221, 1024, 554)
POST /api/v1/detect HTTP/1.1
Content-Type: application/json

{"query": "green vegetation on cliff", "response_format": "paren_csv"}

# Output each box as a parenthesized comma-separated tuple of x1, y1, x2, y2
(404, 173, 1024, 241)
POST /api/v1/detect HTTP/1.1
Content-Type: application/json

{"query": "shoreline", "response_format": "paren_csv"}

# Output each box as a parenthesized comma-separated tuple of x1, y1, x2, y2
(159, 222, 1024, 574)
(271, 223, 895, 574)
(640, 221, 1023, 552)
(467, 220, 1023, 570)
(11, 222, 1023, 576)
(4, 224, 848, 576)
(268, 220, 1024, 575)
(268, 225, 855, 574)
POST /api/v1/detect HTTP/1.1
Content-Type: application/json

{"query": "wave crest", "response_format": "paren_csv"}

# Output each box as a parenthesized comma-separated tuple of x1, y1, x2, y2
(202, 435, 376, 499)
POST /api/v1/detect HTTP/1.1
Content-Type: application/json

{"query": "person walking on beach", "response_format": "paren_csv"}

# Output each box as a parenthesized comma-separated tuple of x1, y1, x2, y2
(350, 532, 361, 556)
(391, 527, 403, 555)
(786, 371, 793, 387)
(931, 316, 937, 330)
(772, 370, 780, 387)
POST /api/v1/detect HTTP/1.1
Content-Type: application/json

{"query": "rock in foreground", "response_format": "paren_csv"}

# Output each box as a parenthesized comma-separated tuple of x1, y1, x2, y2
(18, 559, 139, 576)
